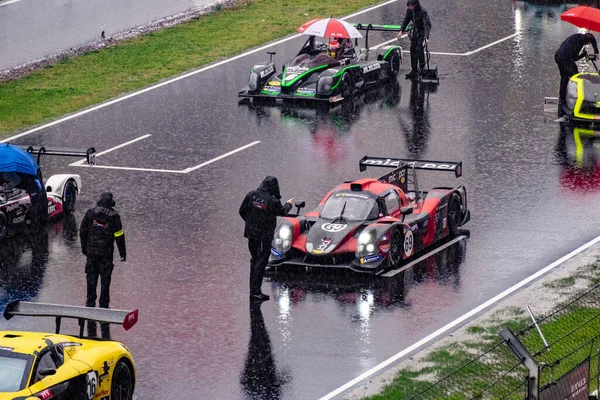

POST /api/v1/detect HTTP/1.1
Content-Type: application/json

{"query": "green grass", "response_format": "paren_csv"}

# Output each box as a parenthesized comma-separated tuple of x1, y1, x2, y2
(362, 296, 600, 399)
(0, 0, 384, 136)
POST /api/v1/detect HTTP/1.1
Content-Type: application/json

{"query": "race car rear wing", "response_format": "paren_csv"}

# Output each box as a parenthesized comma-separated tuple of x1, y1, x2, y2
(17, 145, 96, 166)
(4, 301, 138, 338)
(359, 156, 463, 178)
(353, 23, 410, 50)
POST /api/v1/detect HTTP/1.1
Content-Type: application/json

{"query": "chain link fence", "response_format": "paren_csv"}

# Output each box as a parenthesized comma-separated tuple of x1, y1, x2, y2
(402, 284, 600, 399)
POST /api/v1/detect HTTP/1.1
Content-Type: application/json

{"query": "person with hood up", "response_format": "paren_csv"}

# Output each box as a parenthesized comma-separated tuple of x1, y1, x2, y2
(239, 176, 294, 301)
(555, 33, 599, 118)
(397, 0, 431, 80)
(79, 192, 126, 309)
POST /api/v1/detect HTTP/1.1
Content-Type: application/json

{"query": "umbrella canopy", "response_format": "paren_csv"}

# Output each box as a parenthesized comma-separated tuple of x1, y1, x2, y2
(0, 143, 39, 176)
(297, 18, 363, 39)
(561, 5, 600, 32)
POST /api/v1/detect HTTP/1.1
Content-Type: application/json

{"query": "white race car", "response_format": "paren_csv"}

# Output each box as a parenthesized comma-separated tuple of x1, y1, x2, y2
(0, 144, 96, 239)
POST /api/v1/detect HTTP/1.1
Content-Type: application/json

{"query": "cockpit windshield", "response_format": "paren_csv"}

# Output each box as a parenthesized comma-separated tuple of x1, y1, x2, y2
(0, 353, 32, 392)
(288, 53, 336, 69)
(321, 191, 379, 221)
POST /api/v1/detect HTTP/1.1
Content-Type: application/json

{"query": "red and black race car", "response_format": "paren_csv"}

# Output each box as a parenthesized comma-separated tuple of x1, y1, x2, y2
(268, 156, 470, 273)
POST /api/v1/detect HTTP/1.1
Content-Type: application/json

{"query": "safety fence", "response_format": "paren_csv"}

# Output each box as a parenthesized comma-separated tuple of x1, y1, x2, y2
(402, 284, 600, 399)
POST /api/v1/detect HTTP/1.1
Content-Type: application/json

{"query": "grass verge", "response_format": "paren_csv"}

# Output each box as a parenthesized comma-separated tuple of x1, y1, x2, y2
(0, 0, 386, 137)
(360, 258, 600, 400)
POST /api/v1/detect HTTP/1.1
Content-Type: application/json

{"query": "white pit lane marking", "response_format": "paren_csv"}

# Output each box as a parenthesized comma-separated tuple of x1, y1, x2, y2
(374, 32, 520, 56)
(319, 233, 600, 400)
(71, 139, 260, 173)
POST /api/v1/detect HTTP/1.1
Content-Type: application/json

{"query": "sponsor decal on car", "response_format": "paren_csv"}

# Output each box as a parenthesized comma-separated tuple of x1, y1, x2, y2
(360, 254, 382, 264)
(260, 66, 274, 78)
(261, 86, 281, 95)
(296, 87, 316, 95)
(321, 223, 347, 233)
(0, 346, 14, 351)
(12, 215, 25, 224)
(362, 63, 381, 73)
(271, 248, 282, 258)
(335, 192, 370, 199)
(313, 238, 332, 254)
(380, 244, 390, 252)
(267, 81, 281, 86)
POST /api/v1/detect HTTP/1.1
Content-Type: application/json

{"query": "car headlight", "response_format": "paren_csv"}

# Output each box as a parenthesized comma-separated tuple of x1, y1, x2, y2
(317, 76, 334, 95)
(566, 81, 578, 110)
(273, 223, 293, 253)
(356, 230, 378, 257)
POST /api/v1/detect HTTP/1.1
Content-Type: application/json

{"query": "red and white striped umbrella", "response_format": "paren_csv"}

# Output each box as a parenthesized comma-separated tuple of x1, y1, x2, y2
(297, 18, 363, 39)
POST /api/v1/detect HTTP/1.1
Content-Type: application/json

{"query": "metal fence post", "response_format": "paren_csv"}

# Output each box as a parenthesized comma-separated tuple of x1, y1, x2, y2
(500, 327, 539, 400)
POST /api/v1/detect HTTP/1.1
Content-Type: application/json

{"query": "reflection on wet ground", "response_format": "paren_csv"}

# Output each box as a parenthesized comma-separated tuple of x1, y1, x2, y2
(267, 238, 466, 320)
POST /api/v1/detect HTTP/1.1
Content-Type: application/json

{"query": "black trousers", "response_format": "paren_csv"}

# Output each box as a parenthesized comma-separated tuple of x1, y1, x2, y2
(85, 254, 114, 308)
(410, 36, 426, 74)
(555, 54, 578, 117)
(248, 238, 271, 296)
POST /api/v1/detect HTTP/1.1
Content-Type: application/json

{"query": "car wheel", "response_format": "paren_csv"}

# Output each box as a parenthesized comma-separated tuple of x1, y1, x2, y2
(389, 227, 404, 267)
(0, 213, 7, 240)
(111, 360, 134, 400)
(390, 52, 401, 77)
(447, 193, 461, 236)
(62, 179, 77, 214)
(340, 72, 353, 100)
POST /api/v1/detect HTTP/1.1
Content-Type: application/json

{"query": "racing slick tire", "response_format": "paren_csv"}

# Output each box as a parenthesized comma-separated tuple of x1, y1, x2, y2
(0, 212, 6, 240)
(389, 52, 401, 77)
(389, 226, 404, 268)
(447, 193, 461, 236)
(340, 72, 353, 100)
(62, 179, 78, 214)
(111, 360, 134, 400)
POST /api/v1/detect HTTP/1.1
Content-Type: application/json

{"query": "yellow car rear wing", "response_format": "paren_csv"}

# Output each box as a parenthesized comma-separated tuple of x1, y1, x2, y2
(4, 301, 138, 338)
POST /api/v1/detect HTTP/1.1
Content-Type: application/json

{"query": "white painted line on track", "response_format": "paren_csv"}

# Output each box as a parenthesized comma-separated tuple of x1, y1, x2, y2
(0, 0, 22, 7)
(381, 235, 467, 278)
(181, 140, 261, 173)
(0, 0, 397, 144)
(71, 140, 261, 174)
(318, 233, 600, 400)
(464, 32, 520, 56)
(378, 32, 519, 56)
(69, 134, 151, 166)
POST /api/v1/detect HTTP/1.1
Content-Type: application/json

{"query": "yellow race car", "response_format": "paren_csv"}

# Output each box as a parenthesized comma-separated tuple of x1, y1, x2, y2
(0, 301, 138, 400)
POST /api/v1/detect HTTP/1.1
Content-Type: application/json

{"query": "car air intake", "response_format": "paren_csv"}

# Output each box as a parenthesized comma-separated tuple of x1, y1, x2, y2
(350, 183, 363, 191)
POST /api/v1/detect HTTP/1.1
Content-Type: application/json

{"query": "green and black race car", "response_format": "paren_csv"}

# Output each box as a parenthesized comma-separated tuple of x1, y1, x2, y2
(239, 24, 404, 103)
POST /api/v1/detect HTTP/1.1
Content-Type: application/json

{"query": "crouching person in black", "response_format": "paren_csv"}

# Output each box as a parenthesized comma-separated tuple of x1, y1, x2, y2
(80, 192, 126, 309)
(240, 176, 293, 302)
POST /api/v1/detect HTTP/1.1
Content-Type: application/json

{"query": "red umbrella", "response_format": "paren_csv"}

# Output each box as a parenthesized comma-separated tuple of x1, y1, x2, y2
(296, 18, 363, 39)
(560, 5, 600, 32)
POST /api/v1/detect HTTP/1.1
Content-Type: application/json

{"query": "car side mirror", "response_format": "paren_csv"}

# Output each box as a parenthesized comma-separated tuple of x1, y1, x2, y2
(400, 207, 413, 215)
(294, 200, 305, 215)
(39, 368, 56, 376)
(46, 186, 52, 192)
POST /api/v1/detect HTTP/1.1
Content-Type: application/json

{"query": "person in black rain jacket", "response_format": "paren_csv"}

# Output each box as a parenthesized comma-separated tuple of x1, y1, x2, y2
(239, 176, 293, 301)
(555, 33, 599, 117)
(79, 192, 126, 309)
(397, 0, 431, 80)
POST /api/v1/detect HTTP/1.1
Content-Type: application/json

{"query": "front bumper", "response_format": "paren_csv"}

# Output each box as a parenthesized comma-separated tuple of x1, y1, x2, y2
(269, 249, 387, 273)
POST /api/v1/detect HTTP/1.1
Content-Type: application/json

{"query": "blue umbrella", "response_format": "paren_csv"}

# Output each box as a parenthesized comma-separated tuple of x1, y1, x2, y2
(0, 143, 39, 176)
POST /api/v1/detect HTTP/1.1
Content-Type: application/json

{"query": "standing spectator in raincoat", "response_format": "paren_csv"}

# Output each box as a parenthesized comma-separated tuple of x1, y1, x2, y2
(239, 176, 293, 302)
(397, 0, 431, 80)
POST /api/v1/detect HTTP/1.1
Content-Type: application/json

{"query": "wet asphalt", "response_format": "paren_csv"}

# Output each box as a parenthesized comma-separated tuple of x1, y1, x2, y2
(3, 1, 600, 399)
